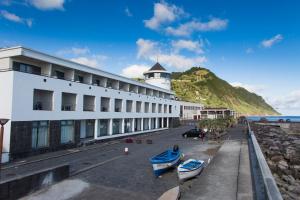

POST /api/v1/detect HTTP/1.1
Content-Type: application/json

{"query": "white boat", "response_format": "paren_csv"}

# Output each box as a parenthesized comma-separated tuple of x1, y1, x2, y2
(177, 159, 205, 181)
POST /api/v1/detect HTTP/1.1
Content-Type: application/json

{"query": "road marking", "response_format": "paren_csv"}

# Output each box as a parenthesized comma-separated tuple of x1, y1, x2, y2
(71, 155, 124, 176)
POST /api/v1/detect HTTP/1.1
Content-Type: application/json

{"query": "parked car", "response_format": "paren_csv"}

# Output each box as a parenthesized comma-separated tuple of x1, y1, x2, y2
(182, 128, 204, 138)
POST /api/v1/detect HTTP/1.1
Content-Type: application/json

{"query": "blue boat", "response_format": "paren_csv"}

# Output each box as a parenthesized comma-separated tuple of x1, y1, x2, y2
(150, 146, 182, 176)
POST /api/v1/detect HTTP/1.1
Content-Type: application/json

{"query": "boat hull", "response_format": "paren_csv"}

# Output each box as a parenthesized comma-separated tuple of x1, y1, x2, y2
(177, 159, 205, 181)
(152, 155, 181, 176)
(177, 166, 203, 180)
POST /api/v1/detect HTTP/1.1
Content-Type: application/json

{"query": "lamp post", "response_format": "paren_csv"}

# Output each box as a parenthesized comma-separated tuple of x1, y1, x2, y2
(0, 119, 9, 165)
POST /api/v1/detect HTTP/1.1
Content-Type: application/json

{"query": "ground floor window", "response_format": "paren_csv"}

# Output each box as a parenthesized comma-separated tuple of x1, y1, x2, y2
(112, 119, 122, 135)
(99, 119, 109, 136)
(61, 120, 75, 144)
(86, 120, 95, 138)
(32, 121, 49, 149)
(124, 119, 132, 133)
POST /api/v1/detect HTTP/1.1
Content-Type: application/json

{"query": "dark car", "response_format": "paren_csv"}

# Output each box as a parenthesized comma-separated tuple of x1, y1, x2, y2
(182, 128, 203, 138)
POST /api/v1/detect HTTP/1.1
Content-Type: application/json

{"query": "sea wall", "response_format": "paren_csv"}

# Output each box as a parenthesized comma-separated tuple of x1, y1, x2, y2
(0, 164, 69, 200)
(250, 123, 300, 200)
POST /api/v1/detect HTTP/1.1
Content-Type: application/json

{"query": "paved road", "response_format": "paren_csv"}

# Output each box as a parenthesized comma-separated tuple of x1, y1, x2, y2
(13, 126, 219, 200)
(181, 124, 254, 200)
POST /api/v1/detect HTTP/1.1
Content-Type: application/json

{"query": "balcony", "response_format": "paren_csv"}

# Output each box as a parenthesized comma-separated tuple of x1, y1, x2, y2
(158, 104, 162, 113)
(114, 99, 122, 112)
(33, 89, 53, 111)
(129, 84, 138, 93)
(120, 82, 129, 92)
(164, 104, 167, 113)
(61, 92, 76, 111)
(83, 95, 95, 111)
(144, 102, 150, 113)
(51, 64, 73, 81)
(126, 100, 133, 112)
(152, 103, 156, 113)
(107, 78, 119, 90)
(138, 86, 146, 95)
(136, 101, 142, 113)
(92, 75, 107, 87)
(13, 62, 41, 75)
(101, 97, 110, 112)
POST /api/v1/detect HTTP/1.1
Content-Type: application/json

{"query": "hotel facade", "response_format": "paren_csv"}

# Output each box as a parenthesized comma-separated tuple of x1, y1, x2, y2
(0, 47, 181, 163)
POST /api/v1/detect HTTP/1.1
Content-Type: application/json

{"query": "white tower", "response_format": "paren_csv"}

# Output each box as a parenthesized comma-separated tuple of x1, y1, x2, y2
(143, 62, 171, 91)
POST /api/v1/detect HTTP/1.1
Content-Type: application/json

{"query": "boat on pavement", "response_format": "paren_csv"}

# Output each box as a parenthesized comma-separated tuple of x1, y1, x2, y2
(177, 159, 205, 181)
(150, 145, 182, 176)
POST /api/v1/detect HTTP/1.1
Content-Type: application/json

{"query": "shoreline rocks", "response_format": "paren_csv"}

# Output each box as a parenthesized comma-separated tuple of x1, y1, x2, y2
(251, 123, 300, 200)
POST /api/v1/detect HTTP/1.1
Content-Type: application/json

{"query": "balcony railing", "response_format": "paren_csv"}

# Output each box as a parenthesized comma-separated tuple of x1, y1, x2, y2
(101, 107, 109, 112)
(1, 68, 174, 100)
(61, 104, 76, 111)
(83, 105, 95, 112)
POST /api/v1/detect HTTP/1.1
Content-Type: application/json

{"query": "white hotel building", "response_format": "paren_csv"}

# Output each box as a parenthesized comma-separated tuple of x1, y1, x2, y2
(0, 47, 182, 163)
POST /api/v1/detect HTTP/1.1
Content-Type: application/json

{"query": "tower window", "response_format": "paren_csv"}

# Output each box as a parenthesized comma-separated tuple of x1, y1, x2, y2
(147, 73, 154, 78)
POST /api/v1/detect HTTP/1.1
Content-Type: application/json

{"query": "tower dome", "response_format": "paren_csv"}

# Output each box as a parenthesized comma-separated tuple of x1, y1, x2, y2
(143, 62, 171, 90)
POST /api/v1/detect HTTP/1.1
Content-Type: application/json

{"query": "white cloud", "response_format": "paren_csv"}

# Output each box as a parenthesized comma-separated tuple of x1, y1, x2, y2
(172, 39, 204, 54)
(230, 82, 267, 95)
(261, 34, 283, 48)
(29, 0, 65, 10)
(266, 90, 300, 115)
(0, 10, 32, 27)
(150, 54, 206, 70)
(136, 38, 158, 59)
(144, 1, 185, 30)
(165, 18, 228, 37)
(71, 55, 107, 68)
(136, 38, 206, 70)
(121, 64, 149, 78)
(125, 7, 132, 17)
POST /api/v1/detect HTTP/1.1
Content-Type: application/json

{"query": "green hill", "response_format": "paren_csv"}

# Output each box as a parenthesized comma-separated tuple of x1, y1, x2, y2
(171, 67, 279, 115)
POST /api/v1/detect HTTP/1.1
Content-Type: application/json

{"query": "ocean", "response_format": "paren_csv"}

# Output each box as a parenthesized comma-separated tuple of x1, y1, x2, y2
(247, 116, 300, 122)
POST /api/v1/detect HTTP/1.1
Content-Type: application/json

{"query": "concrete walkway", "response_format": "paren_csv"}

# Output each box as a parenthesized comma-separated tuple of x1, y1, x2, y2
(181, 125, 253, 200)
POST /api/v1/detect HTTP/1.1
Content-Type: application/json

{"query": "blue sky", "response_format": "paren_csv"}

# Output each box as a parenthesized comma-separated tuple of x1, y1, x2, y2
(1, 0, 300, 115)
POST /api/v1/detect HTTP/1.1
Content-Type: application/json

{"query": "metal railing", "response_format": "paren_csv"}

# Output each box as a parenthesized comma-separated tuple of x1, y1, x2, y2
(247, 122, 283, 200)
(0, 68, 173, 100)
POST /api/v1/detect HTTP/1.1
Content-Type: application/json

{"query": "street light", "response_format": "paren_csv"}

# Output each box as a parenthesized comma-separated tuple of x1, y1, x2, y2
(0, 118, 9, 165)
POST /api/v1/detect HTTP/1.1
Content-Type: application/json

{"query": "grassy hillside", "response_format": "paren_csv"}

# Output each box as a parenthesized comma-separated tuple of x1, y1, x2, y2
(171, 67, 279, 115)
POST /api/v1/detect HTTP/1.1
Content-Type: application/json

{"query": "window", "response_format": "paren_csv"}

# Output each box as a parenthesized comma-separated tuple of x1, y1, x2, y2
(169, 105, 172, 113)
(136, 101, 142, 113)
(83, 95, 95, 111)
(61, 120, 75, 144)
(112, 119, 122, 135)
(126, 100, 133, 112)
(148, 73, 154, 78)
(55, 70, 65, 79)
(32, 121, 49, 149)
(75, 75, 84, 83)
(33, 89, 53, 111)
(61, 92, 76, 111)
(101, 97, 110, 112)
(13, 62, 41, 75)
(152, 103, 156, 113)
(99, 119, 109, 136)
(115, 99, 122, 112)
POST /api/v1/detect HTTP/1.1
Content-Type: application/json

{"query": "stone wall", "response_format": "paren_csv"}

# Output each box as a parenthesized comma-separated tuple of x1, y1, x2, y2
(251, 123, 300, 200)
